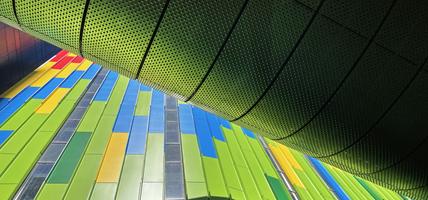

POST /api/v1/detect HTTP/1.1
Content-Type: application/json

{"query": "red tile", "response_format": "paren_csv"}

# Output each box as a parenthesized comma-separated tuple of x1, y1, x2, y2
(52, 56, 74, 69)
(71, 56, 84, 63)
(50, 50, 68, 62)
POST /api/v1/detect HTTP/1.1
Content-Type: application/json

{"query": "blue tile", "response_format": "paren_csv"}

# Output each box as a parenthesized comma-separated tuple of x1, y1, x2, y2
(242, 127, 256, 139)
(192, 107, 217, 158)
(179, 104, 195, 134)
(0, 98, 10, 110)
(113, 80, 139, 133)
(93, 71, 118, 101)
(0, 130, 13, 145)
(140, 84, 151, 91)
(81, 64, 101, 80)
(126, 116, 148, 154)
(0, 87, 39, 125)
(33, 78, 64, 99)
(308, 156, 350, 200)
(206, 112, 225, 141)
(218, 117, 231, 129)
(60, 70, 85, 88)
(148, 90, 164, 133)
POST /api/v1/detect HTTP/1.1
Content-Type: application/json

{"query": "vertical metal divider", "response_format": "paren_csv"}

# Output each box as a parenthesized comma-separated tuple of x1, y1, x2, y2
(258, 136, 300, 200)
(14, 68, 108, 200)
(164, 95, 185, 199)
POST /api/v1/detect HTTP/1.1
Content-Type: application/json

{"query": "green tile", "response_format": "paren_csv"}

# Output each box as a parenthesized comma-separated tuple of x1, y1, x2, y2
(0, 113, 48, 154)
(103, 76, 128, 117)
(0, 99, 42, 130)
(141, 182, 163, 200)
(90, 183, 117, 200)
(222, 128, 261, 199)
(143, 134, 164, 182)
(214, 139, 243, 199)
(294, 169, 323, 198)
(0, 183, 18, 200)
(0, 154, 13, 174)
(36, 184, 68, 200)
(86, 116, 116, 154)
(356, 177, 384, 200)
(291, 151, 335, 199)
(202, 157, 228, 198)
(266, 175, 292, 200)
(116, 155, 145, 200)
(64, 80, 90, 101)
(181, 134, 205, 182)
(48, 133, 91, 183)
(231, 126, 276, 200)
(186, 182, 209, 199)
(246, 136, 277, 177)
(77, 102, 106, 132)
(64, 154, 103, 200)
(39, 101, 75, 132)
(135, 91, 151, 116)
(0, 131, 54, 184)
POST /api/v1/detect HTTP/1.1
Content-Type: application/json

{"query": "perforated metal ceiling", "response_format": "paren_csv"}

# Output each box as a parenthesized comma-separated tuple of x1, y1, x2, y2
(1, 0, 428, 199)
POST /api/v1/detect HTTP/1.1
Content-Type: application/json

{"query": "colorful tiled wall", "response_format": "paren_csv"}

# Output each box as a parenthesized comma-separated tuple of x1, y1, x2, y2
(0, 51, 411, 200)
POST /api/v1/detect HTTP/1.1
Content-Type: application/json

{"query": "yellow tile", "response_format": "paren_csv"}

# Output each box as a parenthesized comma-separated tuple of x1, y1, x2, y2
(56, 62, 79, 78)
(67, 52, 77, 57)
(36, 88, 70, 114)
(77, 60, 93, 71)
(1, 62, 55, 98)
(31, 69, 62, 87)
(96, 133, 128, 182)
(279, 145, 303, 170)
(269, 145, 304, 188)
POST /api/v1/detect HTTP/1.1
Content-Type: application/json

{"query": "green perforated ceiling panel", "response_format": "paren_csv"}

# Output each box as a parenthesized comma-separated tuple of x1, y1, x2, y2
(82, 0, 167, 78)
(15, 0, 84, 53)
(0, 0, 18, 27)
(138, 0, 246, 100)
(1, 0, 428, 199)
(189, 0, 313, 120)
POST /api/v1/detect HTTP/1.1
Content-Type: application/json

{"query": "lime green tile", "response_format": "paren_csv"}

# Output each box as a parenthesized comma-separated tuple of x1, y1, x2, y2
(86, 116, 115, 154)
(90, 183, 117, 200)
(143, 134, 164, 182)
(103, 76, 128, 117)
(64, 80, 90, 101)
(77, 102, 106, 132)
(228, 188, 246, 200)
(36, 184, 68, 200)
(39, 101, 75, 132)
(0, 183, 18, 200)
(202, 157, 228, 198)
(186, 182, 209, 199)
(222, 128, 261, 199)
(0, 131, 54, 184)
(231, 126, 276, 200)
(0, 154, 14, 174)
(0, 99, 42, 130)
(214, 139, 244, 199)
(294, 169, 323, 198)
(291, 151, 334, 199)
(64, 154, 103, 200)
(246, 137, 277, 178)
(0, 113, 48, 154)
(181, 134, 205, 182)
(116, 155, 145, 200)
(135, 91, 151, 116)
